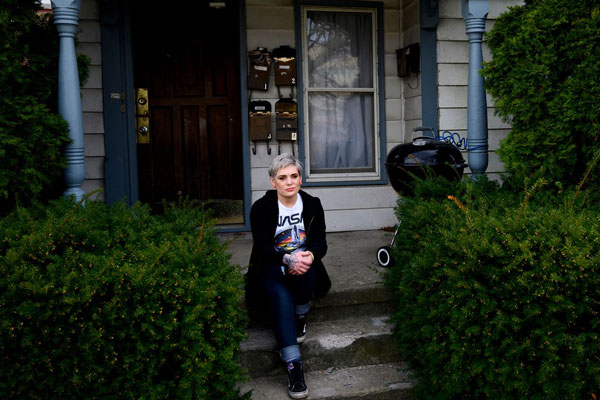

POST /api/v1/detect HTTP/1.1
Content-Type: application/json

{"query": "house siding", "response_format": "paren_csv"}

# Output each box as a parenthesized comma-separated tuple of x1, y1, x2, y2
(437, 0, 523, 180)
(398, 0, 421, 153)
(247, 0, 402, 232)
(78, 0, 105, 200)
(73, 0, 524, 231)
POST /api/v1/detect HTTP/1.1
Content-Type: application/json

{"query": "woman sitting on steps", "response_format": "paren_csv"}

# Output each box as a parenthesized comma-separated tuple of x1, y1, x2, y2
(245, 153, 330, 399)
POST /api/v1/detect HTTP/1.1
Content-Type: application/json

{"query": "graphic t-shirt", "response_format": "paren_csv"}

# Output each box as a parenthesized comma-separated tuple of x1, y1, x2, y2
(274, 195, 306, 255)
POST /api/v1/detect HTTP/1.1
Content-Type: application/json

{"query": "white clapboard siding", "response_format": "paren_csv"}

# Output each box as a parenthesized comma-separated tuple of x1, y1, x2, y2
(251, 186, 397, 210)
(251, 186, 399, 232)
(325, 208, 398, 232)
(247, 0, 404, 231)
(437, 0, 524, 165)
(78, 0, 105, 200)
(439, 108, 512, 131)
(401, 0, 421, 143)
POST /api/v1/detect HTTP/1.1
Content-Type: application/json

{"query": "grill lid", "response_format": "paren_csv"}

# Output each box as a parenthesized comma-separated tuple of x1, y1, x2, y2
(385, 136, 466, 169)
(384, 136, 467, 195)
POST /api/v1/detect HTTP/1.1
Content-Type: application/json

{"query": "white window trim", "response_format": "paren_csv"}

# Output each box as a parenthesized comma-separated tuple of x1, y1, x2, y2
(301, 5, 381, 183)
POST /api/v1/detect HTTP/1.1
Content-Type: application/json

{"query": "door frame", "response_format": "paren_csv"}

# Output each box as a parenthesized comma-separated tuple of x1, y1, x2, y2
(100, 0, 251, 232)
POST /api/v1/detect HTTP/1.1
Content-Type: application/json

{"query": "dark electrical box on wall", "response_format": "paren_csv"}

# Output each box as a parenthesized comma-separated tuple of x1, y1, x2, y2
(396, 43, 420, 77)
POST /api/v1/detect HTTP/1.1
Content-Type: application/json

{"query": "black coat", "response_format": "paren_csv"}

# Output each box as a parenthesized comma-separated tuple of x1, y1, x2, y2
(245, 190, 331, 316)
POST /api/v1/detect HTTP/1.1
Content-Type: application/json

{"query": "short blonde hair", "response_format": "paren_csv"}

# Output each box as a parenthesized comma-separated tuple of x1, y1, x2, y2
(268, 153, 303, 177)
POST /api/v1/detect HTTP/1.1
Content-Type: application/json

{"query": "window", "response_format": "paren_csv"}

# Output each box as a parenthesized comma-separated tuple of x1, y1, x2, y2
(299, 4, 383, 183)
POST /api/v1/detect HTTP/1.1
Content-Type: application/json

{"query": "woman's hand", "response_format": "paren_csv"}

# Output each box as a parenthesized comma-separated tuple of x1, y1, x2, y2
(284, 251, 313, 275)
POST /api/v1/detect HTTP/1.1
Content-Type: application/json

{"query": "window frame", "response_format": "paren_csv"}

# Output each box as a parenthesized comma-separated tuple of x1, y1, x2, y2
(294, 0, 387, 186)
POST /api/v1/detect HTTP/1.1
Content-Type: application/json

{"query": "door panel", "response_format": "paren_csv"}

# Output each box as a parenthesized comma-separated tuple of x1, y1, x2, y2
(131, 0, 243, 219)
(181, 105, 203, 198)
(152, 107, 176, 201)
(207, 105, 229, 198)
(175, 50, 205, 97)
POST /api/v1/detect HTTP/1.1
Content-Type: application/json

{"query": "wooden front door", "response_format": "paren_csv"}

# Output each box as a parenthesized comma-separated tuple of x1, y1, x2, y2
(131, 1, 243, 219)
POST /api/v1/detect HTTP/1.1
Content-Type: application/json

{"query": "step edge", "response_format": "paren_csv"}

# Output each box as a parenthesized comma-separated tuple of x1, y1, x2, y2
(238, 362, 415, 400)
(241, 314, 395, 352)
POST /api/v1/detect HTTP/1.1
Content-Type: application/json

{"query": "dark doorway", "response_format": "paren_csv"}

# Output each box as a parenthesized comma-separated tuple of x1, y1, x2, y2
(131, 0, 244, 223)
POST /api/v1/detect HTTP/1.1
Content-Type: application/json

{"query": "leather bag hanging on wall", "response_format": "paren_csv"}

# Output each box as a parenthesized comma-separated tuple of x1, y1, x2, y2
(275, 98, 297, 141)
(272, 45, 296, 86)
(249, 100, 272, 155)
(249, 100, 272, 141)
(247, 47, 272, 91)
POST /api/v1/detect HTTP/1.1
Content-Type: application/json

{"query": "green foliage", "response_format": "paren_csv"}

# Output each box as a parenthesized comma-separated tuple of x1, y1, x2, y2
(482, 0, 600, 189)
(0, 0, 90, 214)
(0, 199, 248, 399)
(386, 178, 600, 399)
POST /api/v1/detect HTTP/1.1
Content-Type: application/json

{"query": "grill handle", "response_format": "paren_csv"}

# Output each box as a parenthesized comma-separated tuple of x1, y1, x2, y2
(412, 126, 435, 139)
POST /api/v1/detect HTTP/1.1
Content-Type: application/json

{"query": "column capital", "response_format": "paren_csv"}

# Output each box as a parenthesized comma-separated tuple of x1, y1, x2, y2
(464, 18, 486, 37)
(51, 0, 81, 32)
(461, 0, 489, 20)
(51, 0, 81, 9)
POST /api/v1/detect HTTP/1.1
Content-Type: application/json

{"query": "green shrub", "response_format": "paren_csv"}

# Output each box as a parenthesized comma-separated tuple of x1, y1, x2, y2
(0, 0, 90, 214)
(386, 179, 600, 399)
(0, 199, 248, 399)
(482, 0, 600, 189)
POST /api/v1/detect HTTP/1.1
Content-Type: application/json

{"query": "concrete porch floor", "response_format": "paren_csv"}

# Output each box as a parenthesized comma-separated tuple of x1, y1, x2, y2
(218, 229, 396, 295)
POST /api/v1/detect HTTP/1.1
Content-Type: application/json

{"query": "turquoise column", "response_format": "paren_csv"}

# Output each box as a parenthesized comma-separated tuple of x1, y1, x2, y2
(462, 0, 489, 176)
(52, 0, 86, 201)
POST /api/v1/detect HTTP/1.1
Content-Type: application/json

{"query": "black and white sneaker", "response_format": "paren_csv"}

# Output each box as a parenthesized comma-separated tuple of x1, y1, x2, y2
(286, 360, 308, 399)
(295, 314, 307, 344)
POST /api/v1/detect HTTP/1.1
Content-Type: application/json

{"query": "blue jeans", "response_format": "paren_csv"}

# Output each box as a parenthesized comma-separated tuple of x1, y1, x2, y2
(260, 263, 315, 363)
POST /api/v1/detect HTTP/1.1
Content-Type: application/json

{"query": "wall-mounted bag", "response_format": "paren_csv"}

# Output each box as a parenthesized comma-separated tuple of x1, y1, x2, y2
(272, 45, 296, 86)
(249, 100, 272, 141)
(247, 47, 272, 91)
(275, 98, 297, 141)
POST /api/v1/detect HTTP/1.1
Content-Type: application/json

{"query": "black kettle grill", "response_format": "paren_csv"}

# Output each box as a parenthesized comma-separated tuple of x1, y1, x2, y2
(385, 133, 466, 196)
(376, 127, 467, 267)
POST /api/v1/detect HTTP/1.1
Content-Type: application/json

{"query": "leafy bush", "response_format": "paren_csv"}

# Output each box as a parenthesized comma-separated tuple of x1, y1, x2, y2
(482, 0, 600, 189)
(0, 0, 90, 214)
(0, 199, 248, 399)
(386, 178, 600, 399)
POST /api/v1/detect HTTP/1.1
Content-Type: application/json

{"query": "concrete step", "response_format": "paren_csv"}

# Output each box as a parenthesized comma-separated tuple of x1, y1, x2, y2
(310, 286, 394, 323)
(247, 286, 395, 328)
(240, 314, 402, 378)
(309, 299, 394, 324)
(238, 362, 414, 400)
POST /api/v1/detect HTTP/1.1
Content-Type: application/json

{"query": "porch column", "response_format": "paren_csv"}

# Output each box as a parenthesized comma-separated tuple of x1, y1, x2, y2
(52, 0, 85, 201)
(462, 0, 489, 176)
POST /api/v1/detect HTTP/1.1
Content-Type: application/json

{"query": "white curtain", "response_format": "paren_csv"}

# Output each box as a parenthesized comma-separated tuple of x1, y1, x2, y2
(306, 11, 374, 171)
